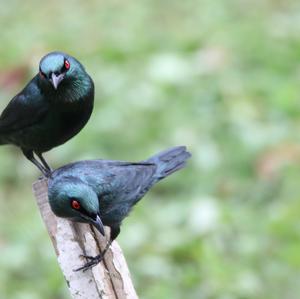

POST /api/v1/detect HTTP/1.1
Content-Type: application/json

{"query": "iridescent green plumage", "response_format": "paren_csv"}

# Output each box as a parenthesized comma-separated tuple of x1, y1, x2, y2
(0, 51, 94, 175)
(48, 146, 191, 271)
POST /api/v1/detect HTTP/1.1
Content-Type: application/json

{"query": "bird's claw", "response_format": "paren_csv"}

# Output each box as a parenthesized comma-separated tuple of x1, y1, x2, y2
(44, 170, 53, 178)
(38, 170, 52, 180)
(74, 254, 104, 272)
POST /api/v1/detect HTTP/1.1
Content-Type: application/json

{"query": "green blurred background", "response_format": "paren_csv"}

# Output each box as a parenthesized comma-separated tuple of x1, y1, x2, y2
(0, 0, 300, 298)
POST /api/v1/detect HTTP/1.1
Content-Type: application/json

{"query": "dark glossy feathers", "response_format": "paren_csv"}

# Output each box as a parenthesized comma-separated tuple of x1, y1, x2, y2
(49, 146, 191, 227)
(0, 52, 94, 158)
(0, 77, 48, 134)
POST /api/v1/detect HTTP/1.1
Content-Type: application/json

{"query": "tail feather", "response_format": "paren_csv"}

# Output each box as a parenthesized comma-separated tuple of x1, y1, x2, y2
(146, 146, 191, 180)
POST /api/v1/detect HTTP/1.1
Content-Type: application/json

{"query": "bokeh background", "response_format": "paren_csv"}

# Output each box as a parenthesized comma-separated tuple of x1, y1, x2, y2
(0, 1, 300, 298)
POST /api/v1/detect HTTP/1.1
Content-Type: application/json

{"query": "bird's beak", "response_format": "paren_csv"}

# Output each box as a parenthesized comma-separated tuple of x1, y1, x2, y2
(91, 214, 105, 236)
(50, 73, 64, 90)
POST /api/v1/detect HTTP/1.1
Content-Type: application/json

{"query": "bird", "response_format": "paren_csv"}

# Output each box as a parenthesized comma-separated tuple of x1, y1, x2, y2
(48, 146, 191, 271)
(0, 51, 94, 176)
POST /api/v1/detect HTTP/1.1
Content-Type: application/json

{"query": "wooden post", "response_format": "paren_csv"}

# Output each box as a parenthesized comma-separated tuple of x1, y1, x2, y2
(32, 178, 138, 299)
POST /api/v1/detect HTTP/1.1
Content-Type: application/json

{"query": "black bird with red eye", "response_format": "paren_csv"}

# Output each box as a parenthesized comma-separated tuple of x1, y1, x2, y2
(0, 51, 94, 176)
(48, 146, 191, 271)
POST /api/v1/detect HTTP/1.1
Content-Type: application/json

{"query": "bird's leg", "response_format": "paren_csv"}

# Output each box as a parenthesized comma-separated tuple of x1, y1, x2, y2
(36, 152, 52, 177)
(36, 152, 52, 171)
(75, 240, 113, 272)
(22, 149, 49, 177)
(74, 226, 120, 272)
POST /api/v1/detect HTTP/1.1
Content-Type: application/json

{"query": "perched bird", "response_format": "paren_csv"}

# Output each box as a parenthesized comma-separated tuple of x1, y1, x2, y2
(48, 146, 191, 271)
(0, 52, 94, 176)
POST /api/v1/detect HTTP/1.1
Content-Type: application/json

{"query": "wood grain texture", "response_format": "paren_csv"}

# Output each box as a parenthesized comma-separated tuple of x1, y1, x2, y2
(32, 178, 138, 299)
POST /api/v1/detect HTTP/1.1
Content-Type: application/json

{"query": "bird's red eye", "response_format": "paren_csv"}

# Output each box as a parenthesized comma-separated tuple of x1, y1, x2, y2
(39, 71, 45, 79)
(71, 200, 80, 210)
(64, 59, 70, 70)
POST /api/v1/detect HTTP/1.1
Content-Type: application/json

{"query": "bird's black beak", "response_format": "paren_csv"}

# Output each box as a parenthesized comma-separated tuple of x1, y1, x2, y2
(50, 73, 64, 90)
(91, 214, 105, 236)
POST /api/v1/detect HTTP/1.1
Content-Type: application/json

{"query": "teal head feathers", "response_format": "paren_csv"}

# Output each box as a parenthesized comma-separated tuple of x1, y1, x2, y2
(39, 52, 92, 99)
(48, 178, 105, 236)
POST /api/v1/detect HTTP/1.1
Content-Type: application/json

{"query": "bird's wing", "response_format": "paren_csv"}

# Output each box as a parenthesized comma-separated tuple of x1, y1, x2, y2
(109, 162, 157, 199)
(92, 162, 158, 222)
(51, 160, 158, 226)
(0, 79, 49, 133)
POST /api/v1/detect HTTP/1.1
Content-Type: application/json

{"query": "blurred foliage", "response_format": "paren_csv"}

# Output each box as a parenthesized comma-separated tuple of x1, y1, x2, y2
(0, 0, 300, 298)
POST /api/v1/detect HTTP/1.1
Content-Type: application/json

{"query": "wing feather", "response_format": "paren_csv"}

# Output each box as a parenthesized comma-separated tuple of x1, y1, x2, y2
(0, 78, 49, 133)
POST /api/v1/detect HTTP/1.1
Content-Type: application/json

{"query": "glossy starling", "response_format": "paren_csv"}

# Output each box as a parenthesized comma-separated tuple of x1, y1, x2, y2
(0, 51, 94, 176)
(48, 146, 191, 271)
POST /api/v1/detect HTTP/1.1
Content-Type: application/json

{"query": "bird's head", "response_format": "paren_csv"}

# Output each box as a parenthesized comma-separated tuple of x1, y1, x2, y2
(48, 179, 105, 236)
(39, 51, 85, 90)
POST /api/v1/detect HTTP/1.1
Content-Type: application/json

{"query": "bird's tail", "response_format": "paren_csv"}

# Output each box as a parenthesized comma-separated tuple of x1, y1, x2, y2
(146, 146, 191, 180)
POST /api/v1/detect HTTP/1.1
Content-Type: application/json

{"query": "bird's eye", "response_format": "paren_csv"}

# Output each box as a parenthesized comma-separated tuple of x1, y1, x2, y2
(64, 59, 70, 70)
(71, 199, 81, 210)
(39, 70, 46, 79)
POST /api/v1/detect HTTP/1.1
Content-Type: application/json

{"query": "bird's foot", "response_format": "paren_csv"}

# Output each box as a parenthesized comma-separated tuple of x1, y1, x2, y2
(44, 169, 53, 178)
(74, 254, 104, 272)
(38, 170, 52, 180)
